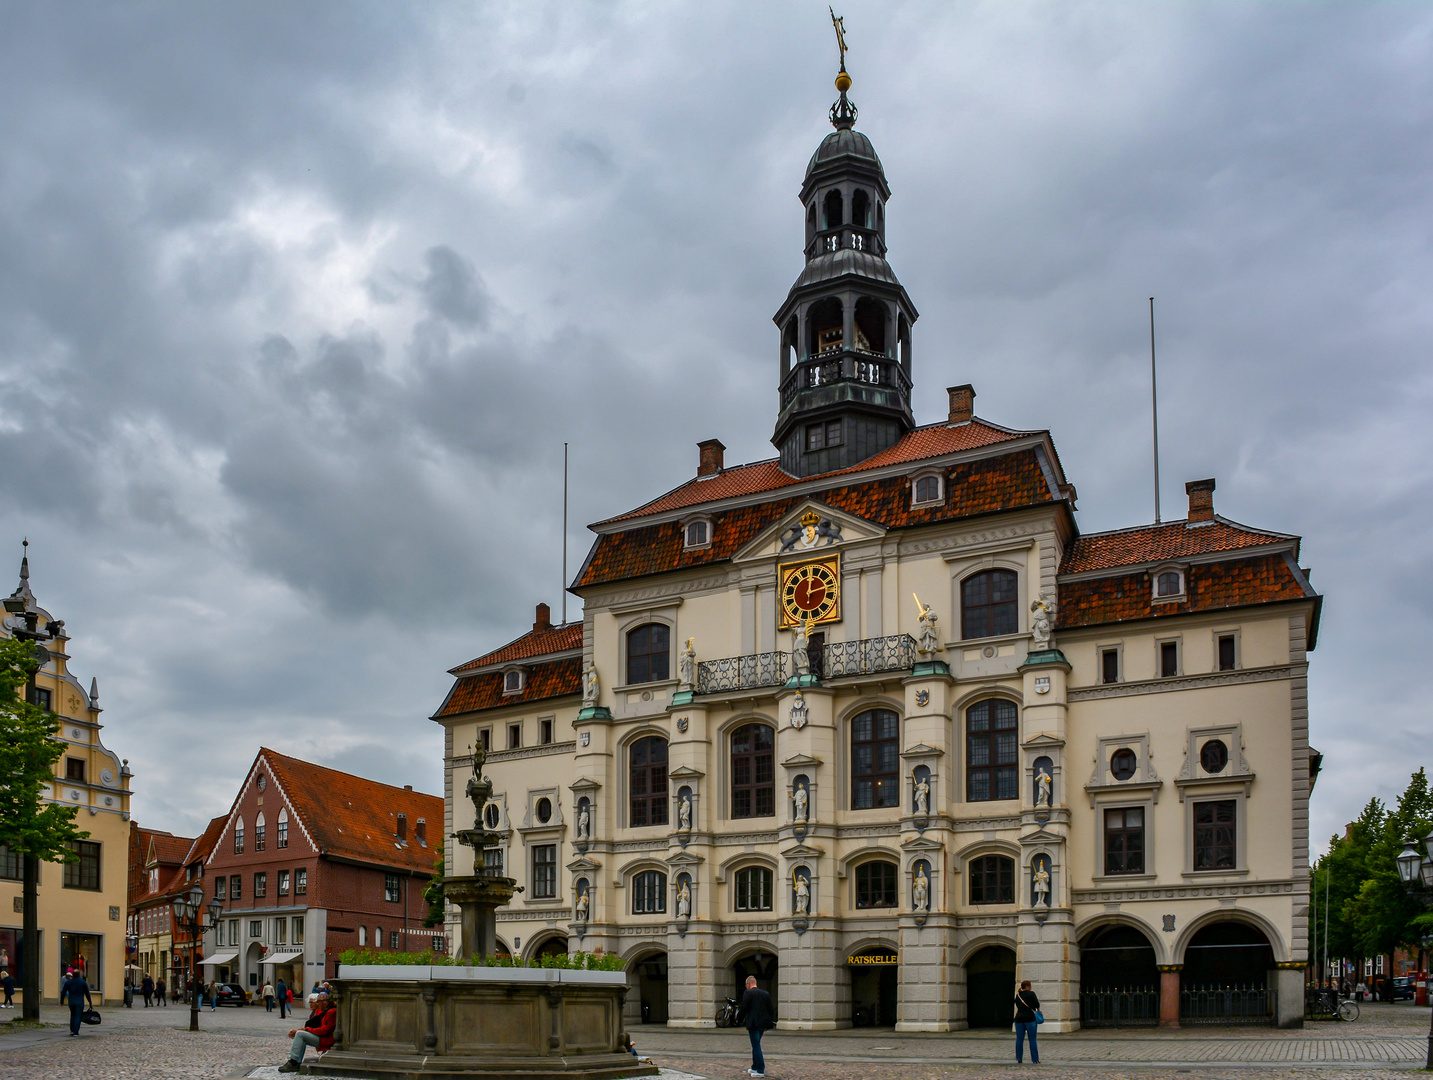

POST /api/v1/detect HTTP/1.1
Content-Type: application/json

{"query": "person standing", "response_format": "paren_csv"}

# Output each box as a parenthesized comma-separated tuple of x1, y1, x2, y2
(262, 980, 275, 1013)
(61, 968, 93, 1036)
(1014, 979, 1041, 1064)
(156, 976, 166, 1005)
(735, 975, 776, 1078)
(1, 967, 14, 1008)
(207, 979, 218, 1011)
(141, 973, 154, 1007)
(276, 978, 289, 1019)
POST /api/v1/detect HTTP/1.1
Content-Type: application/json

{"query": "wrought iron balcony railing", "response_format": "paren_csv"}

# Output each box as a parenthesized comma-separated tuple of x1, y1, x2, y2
(694, 634, 917, 695)
(696, 651, 789, 694)
(822, 634, 916, 679)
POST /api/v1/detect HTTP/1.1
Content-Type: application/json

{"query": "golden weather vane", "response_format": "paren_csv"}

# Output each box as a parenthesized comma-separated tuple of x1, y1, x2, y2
(829, 8, 849, 72)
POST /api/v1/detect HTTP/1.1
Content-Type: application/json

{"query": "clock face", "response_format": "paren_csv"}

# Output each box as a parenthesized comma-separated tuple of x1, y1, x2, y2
(779, 556, 841, 628)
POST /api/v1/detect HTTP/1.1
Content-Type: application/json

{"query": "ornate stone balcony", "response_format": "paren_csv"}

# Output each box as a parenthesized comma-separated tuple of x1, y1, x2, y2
(694, 634, 917, 695)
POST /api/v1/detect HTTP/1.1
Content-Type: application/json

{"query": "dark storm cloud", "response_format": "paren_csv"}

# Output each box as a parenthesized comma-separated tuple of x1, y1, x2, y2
(0, 2, 1428, 843)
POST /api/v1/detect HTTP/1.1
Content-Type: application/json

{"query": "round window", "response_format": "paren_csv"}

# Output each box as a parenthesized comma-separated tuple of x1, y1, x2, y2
(484, 803, 500, 829)
(536, 797, 552, 824)
(1110, 748, 1138, 781)
(1200, 740, 1229, 774)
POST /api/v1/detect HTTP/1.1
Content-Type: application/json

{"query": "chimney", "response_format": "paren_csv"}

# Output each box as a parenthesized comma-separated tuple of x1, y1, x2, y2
(416, 818, 427, 846)
(1186, 478, 1215, 523)
(947, 384, 976, 424)
(697, 439, 726, 477)
(403, 784, 413, 791)
(396, 812, 408, 842)
(533, 603, 551, 632)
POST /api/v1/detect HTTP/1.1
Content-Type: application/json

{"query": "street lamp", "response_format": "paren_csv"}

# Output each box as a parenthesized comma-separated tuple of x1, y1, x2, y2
(171, 884, 222, 1034)
(1394, 834, 1433, 1068)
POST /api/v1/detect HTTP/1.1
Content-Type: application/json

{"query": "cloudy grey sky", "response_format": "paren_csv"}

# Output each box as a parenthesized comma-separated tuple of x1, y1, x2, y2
(1, 3, 1428, 850)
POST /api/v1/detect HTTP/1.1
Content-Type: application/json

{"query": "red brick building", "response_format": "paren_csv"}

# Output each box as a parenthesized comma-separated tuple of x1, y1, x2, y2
(197, 748, 442, 993)
(125, 825, 194, 991)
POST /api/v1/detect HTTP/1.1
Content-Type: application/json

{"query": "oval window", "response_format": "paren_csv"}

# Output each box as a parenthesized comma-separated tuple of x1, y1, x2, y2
(1110, 748, 1138, 781)
(484, 803, 500, 829)
(1200, 740, 1229, 773)
(536, 797, 552, 824)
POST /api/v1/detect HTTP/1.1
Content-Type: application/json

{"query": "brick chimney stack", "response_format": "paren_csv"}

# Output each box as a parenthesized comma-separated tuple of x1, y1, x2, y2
(1186, 478, 1216, 523)
(947, 384, 976, 424)
(534, 602, 551, 631)
(698, 439, 726, 477)
(396, 812, 408, 842)
(416, 818, 427, 846)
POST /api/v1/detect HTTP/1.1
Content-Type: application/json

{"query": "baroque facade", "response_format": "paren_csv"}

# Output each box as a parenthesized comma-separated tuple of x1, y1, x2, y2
(432, 72, 1320, 1031)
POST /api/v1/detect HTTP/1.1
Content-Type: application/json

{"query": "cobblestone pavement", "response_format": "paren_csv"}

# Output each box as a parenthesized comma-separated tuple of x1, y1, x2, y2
(0, 1000, 1428, 1079)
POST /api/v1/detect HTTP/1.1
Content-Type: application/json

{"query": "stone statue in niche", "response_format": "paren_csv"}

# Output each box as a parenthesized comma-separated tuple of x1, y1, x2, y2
(793, 873, 810, 916)
(1030, 594, 1057, 649)
(678, 794, 692, 832)
(1035, 770, 1052, 809)
(792, 620, 811, 678)
(676, 880, 691, 919)
(574, 889, 589, 923)
(576, 802, 591, 841)
(913, 866, 930, 911)
(793, 784, 809, 824)
(913, 774, 930, 816)
(679, 637, 696, 691)
(1033, 861, 1051, 906)
(913, 594, 942, 656)
(582, 663, 600, 708)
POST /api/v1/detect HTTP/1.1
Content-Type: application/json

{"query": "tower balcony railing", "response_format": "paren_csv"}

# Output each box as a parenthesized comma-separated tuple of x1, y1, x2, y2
(779, 353, 911, 408)
(695, 634, 917, 695)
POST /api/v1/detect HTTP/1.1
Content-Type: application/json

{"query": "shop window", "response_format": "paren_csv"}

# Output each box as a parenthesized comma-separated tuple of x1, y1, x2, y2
(627, 624, 670, 684)
(966, 699, 1018, 801)
(961, 570, 1018, 639)
(969, 854, 1014, 904)
(632, 869, 667, 914)
(735, 867, 773, 912)
(855, 861, 897, 908)
(731, 723, 775, 819)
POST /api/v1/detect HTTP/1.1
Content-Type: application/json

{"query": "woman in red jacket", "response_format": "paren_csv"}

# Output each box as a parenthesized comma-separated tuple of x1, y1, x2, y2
(278, 992, 336, 1072)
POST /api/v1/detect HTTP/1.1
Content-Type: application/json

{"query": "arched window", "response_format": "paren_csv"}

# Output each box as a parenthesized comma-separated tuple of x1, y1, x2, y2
(1156, 570, 1182, 597)
(969, 855, 1014, 904)
(853, 297, 887, 354)
(823, 188, 844, 229)
(851, 709, 900, 809)
(254, 812, 266, 852)
(234, 817, 245, 855)
(629, 736, 669, 828)
(735, 866, 773, 911)
(632, 870, 667, 914)
(806, 202, 817, 243)
(851, 189, 870, 228)
(855, 860, 897, 908)
(730, 723, 775, 819)
(913, 475, 941, 505)
(684, 521, 709, 548)
(277, 807, 289, 849)
(627, 624, 670, 684)
(961, 569, 1018, 639)
(358, 926, 367, 947)
(966, 699, 1018, 801)
(808, 296, 843, 355)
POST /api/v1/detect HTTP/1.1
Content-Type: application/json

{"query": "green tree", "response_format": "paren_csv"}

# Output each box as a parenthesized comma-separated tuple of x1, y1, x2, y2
(1347, 769, 1433, 982)
(422, 843, 446, 927)
(1313, 797, 1384, 976)
(0, 635, 88, 1019)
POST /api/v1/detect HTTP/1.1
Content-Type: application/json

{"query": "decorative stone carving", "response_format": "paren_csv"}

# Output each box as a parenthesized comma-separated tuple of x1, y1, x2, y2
(793, 783, 809, 824)
(780, 510, 842, 552)
(793, 871, 810, 916)
(1032, 858, 1051, 907)
(913, 774, 930, 816)
(678, 794, 692, 832)
(574, 888, 589, 923)
(789, 690, 809, 729)
(1030, 593, 1056, 649)
(676, 879, 691, 919)
(913, 865, 930, 911)
(792, 620, 811, 678)
(582, 663, 600, 708)
(678, 638, 696, 691)
(576, 802, 591, 841)
(1035, 771, 1052, 809)
(913, 594, 942, 656)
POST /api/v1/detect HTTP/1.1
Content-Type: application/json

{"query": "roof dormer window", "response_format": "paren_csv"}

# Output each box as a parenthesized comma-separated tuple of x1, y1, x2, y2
(911, 472, 943, 507)
(503, 669, 524, 694)
(683, 519, 712, 550)
(1153, 567, 1186, 602)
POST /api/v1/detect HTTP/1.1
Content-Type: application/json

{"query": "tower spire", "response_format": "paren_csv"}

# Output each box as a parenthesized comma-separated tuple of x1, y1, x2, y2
(10, 538, 34, 609)
(829, 8, 857, 129)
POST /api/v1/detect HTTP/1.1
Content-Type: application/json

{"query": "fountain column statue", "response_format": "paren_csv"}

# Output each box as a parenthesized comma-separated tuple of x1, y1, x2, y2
(444, 744, 519, 963)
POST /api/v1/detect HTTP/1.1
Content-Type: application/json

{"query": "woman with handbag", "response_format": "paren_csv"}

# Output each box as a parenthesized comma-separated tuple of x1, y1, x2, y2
(1013, 979, 1041, 1064)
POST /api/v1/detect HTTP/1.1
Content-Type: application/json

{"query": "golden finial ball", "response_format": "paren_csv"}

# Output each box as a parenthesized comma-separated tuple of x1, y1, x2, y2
(835, 71, 852, 93)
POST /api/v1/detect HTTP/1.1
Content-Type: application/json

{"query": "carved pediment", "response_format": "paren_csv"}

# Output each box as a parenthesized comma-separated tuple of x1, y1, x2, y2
(1020, 827, 1063, 845)
(666, 851, 705, 869)
(569, 777, 602, 793)
(781, 842, 826, 859)
(900, 834, 944, 853)
(669, 765, 705, 781)
(566, 856, 602, 872)
(732, 501, 886, 563)
(901, 743, 944, 759)
(781, 753, 823, 769)
(1023, 734, 1065, 749)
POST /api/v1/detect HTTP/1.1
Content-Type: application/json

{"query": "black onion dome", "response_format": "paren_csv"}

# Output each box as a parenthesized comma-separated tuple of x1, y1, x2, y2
(804, 128, 883, 181)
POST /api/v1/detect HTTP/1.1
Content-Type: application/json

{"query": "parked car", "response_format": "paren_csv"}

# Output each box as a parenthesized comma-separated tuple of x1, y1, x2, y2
(1392, 977, 1415, 1001)
(214, 983, 249, 1006)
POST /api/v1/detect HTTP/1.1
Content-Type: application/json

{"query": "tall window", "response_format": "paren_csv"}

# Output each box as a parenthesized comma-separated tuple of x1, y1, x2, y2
(532, 844, 557, 898)
(230, 876, 242, 900)
(734, 867, 773, 912)
(274, 918, 286, 944)
(731, 724, 775, 819)
(278, 870, 290, 896)
(1104, 808, 1145, 875)
(255, 813, 266, 852)
(277, 809, 288, 849)
(1218, 635, 1237, 671)
(855, 861, 897, 908)
(0, 845, 19, 881)
(1160, 641, 1179, 677)
(359, 926, 367, 947)
(63, 841, 101, 891)
(295, 868, 307, 894)
(1101, 648, 1119, 684)
(629, 736, 669, 827)
(293, 917, 304, 944)
(851, 709, 899, 809)
(385, 874, 400, 902)
(254, 872, 267, 898)
(632, 870, 667, 914)
(966, 699, 1018, 801)
(214, 875, 226, 900)
(234, 818, 245, 854)
(1193, 800, 1237, 870)
(627, 624, 670, 684)
(961, 569, 1018, 639)
(969, 855, 1014, 904)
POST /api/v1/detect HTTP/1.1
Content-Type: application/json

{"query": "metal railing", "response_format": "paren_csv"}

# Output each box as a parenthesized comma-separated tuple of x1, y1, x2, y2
(1179, 982, 1274, 1025)
(823, 634, 917, 679)
(696, 651, 789, 694)
(1080, 987, 1160, 1027)
(779, 354, 912, 407)
(694, 635, 917, 695)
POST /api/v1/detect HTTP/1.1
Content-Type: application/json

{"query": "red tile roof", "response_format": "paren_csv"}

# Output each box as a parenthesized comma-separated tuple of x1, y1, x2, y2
(577, 447, 1059, 588)
(149, 833, 195, 866)
(185, 815, 227, 868)
(435, 657, 582, 719)
(259, 749, 443, 875)
(599, 419, 1032, 523)
(452, 622, 582, 673)
(1057, 553, 1312, 630)
(1061, 518, 1292, 575)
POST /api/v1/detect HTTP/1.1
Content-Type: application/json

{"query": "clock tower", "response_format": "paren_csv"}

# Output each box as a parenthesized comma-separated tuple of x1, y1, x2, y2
(772, 61, 919, 477)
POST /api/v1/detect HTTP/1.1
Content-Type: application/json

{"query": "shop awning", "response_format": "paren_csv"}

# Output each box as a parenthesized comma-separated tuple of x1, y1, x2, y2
(262, 951, 304, 965)
(198, 951, 239, 966)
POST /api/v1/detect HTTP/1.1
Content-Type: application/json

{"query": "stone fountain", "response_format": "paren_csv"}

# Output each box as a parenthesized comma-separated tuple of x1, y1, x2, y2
(309, 747, 652, 1080)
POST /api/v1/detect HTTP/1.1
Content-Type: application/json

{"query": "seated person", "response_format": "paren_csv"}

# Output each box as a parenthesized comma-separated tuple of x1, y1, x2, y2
(278, 992, 336, 1073)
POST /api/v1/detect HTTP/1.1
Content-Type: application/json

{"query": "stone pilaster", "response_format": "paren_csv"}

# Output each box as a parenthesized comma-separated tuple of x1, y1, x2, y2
(1274, 962, 1306, 1029)
(1016, 911, 1079, 1032)
(1157, 965, 1181, 1027)
(777, 925, 846, 1029)
(896, 914, 957, 1031)
(665, 926, 720, 1028)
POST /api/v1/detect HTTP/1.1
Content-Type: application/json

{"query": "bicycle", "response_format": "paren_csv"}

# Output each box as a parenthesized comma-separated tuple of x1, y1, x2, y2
(715, 997, 739, 1028)
(1305, 987, 1359, 1021)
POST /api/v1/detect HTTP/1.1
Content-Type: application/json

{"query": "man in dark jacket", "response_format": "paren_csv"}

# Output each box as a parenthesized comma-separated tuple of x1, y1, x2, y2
(735, 975, 776, 1078)
(276, 977, 288, 1019)
(60, 969, 93, 1036)
(156, 976, 166, 1005)
(141, 973, 154, 1006)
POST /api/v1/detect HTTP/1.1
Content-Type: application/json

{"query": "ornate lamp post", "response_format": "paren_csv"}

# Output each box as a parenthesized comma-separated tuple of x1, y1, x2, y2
(170, 884, 222, 1033)
(1393, 829, 1433, 1068)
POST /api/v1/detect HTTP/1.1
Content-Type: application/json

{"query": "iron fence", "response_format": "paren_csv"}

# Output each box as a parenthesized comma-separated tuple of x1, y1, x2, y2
(1079, 986, 1160, 1027)
(822, 634, 917, 679)
(696, 651, 789, 694)
(1179, 982, 1274, 1025)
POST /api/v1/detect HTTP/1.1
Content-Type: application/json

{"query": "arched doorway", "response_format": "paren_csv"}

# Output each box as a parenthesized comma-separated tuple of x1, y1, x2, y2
(244, 941, 265, 994)
(532, 936, 568, 961)
(847, 947, 897, 1027)
(1180, 921, 1275, 1025)
(630, 950, 668, 1024)
(1079, 924, 1159, 1027)
(965, 945, 1016, 1029)
(733, 949, 778, 1012)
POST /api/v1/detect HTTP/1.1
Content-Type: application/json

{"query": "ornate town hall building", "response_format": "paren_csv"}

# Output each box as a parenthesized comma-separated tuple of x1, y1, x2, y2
(432, 69, 1321, 1031)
